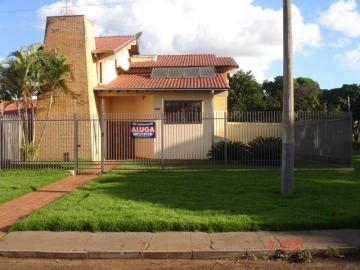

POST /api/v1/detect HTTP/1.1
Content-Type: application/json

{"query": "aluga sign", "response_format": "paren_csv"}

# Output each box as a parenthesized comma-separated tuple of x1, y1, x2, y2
(129, 122, 156, 138)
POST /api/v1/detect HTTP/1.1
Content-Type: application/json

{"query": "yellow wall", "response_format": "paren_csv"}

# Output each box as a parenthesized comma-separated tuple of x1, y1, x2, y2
(97, 91, 238, 160)
(214, 91, 228, 112)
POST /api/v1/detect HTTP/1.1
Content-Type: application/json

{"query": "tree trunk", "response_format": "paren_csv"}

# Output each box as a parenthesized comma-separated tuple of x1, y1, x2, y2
(31, 103, 35, 144)
(37, 93, 53, 148)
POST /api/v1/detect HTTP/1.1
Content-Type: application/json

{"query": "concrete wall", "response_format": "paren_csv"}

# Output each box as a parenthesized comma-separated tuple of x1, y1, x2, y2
(224, 122, 281, 143)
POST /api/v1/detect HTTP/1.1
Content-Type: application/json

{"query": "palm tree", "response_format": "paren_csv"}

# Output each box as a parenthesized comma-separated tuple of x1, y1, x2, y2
(36, 49, 74, 148)
(0, 44, 42, 143)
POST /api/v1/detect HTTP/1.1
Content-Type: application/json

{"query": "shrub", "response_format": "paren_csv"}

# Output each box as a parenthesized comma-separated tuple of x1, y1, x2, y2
(272, 249, 289, 261)
(20, 143, 39, 161)
(208, 136, 282, 164)
(323, 247, 341, 258)
(248, 137, 282, 161)
(353, 142, 360, 155)
(290, 249, 313, 263)
(208, 141, 248, 161)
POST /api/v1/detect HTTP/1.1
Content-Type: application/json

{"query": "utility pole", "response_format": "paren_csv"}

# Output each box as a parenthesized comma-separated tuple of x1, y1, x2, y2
(281, 0, 294, 194)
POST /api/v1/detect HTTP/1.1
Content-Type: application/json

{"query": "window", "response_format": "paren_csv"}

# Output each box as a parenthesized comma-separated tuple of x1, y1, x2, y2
(99, 62, 103, 83)
(164, 100, 202, 124)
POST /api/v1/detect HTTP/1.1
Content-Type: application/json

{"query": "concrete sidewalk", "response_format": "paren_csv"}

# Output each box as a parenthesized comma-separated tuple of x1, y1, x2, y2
(0, 230, 359, 259)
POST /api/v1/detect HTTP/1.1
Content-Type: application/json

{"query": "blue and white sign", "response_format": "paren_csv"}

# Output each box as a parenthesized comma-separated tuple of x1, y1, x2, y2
(129, 122, 156, 138)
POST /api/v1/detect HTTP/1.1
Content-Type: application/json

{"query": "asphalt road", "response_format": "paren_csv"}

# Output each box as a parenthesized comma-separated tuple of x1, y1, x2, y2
(1, 258, 360, 270)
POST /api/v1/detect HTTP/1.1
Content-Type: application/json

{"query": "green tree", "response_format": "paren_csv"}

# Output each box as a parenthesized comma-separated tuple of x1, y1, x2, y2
(262, 76, 322, 111)
(36, 49, 74, 147)
(0, 45, 74, 158)
(262, 76, 283, 110)
(321, 84, 360, 141)
(228, 70, 265, 112)
(0, 44, 42, 141)
(295, 77, 322, 111)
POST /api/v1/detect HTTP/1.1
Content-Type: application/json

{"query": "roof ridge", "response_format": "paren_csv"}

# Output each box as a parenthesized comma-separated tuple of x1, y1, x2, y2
(157, 54, 216, 56)
(95, 35, 135, 38)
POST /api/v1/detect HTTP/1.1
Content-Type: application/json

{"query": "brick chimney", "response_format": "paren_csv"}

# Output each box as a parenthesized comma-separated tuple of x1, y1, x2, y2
(35, 15, 99, 161)
(36, 15, 98, 117)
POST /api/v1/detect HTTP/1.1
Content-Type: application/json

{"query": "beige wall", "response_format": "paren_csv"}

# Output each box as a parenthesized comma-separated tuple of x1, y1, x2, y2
(152, 92, 214, 159)
(214, 91, 228, 112)
(96, 41, 137, 84)
(216, 122, 282, 144)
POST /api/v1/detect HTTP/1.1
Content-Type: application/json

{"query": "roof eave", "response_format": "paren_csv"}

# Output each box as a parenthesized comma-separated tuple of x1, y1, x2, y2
(92, 32, 142, 55)
(94, 87, 229, 91)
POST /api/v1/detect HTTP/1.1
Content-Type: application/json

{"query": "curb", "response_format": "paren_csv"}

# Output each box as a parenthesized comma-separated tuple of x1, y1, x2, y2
(0, 247, 358, 260)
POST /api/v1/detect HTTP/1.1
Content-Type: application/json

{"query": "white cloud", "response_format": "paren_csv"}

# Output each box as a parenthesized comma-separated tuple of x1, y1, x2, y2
(336, 44, 360, 70)
(320, 0, 360, 38)
(325, 37, 352, 48)
(37, 0, 321, 82)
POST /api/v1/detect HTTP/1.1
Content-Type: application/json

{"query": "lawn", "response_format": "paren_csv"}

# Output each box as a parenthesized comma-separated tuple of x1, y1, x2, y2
(11, 156, 360, 232)
(0, 170, 70, 204)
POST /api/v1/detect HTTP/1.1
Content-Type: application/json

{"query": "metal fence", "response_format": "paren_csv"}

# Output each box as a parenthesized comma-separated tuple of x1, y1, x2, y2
(0, 111, 353, 174)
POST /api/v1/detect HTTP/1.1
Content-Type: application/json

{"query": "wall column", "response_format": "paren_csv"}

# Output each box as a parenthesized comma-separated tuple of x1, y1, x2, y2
(211, 90, 215, 146)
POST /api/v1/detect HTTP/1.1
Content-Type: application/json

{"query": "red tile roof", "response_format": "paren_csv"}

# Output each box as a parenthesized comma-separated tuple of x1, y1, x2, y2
(1, 101, 36, 112)
(130, 54, 238, 68)
(95, 73, 229, 91)
(94, 35, 136, 53)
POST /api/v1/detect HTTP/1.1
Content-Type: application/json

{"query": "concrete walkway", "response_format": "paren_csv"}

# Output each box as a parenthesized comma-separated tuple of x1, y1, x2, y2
(0, 230, 359, 259)
(0, 175, 97, 238)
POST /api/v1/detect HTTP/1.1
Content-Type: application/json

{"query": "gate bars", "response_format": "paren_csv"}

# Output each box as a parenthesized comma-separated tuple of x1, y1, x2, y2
(0, 111, 353, 174)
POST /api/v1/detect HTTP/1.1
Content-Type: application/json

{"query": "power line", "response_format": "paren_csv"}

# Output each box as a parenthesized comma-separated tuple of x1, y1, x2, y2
(0, 0, 146, 14)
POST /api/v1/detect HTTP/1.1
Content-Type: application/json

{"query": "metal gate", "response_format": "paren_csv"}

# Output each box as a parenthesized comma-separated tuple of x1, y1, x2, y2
(0, 111, 353, 174)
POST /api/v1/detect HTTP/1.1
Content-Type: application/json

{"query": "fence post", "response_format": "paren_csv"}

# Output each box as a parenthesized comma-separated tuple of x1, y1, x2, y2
(349, 111, 353, 168)
(224, 112, 228, 167)
(161, 112, 164, 170)
(73, 113, 78, 175)
(0, 115, 3, 170)
(100, 113, 105, 174)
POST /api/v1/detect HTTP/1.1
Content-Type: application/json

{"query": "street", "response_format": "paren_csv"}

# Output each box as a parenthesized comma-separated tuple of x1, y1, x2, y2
(1, 258, 360, 270)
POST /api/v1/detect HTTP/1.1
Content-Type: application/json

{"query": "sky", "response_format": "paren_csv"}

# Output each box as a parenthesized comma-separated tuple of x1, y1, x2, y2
(0, 0, 359, 89)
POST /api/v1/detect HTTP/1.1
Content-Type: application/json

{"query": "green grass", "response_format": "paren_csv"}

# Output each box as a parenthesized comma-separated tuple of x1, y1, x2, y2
(0, 170, 70, 204)
(11, 155, 360, 232)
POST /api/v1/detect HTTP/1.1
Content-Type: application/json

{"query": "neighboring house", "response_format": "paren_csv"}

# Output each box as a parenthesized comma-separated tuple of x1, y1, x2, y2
(0, 101, 36, 162)
(34, 15, 238, 161)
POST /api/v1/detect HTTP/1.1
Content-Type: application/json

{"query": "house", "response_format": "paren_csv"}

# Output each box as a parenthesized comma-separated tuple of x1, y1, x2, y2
(34, 15, 239, 161)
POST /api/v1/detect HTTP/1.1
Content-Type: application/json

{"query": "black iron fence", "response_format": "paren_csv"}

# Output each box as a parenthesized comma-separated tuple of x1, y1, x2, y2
(0, 111, 353, 174)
